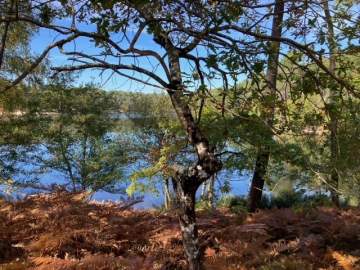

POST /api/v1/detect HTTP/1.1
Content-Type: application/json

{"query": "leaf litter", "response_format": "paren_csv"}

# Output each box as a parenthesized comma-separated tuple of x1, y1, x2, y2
(0, 191, 359, 269)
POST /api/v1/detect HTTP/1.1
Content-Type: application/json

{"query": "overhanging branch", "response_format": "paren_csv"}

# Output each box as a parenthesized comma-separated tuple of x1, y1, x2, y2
(1, 33, 80, 92)
(51, 62, 169, 89)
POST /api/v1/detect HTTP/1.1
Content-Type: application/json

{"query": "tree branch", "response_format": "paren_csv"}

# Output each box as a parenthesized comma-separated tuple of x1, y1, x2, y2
(1, 33, 80, 92)
(51, 61, 169, 89)
(0, 0, 15, 70)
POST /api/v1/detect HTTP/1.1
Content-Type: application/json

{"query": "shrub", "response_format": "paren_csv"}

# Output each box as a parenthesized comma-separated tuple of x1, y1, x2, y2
(196, 199, 212, 210)
(217, 190, 340, 212)
(302, 194, 333, 207)
(217, 195, 248, 214)
(271, 190, 304, 209)
(260, 191, 335, 210)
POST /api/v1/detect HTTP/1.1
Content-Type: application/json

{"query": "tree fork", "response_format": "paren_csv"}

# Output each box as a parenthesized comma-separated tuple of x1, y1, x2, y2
(165, 47, 221, 270)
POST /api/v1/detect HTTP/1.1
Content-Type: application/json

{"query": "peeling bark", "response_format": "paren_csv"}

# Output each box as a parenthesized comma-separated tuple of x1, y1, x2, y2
(207, 175, 215, 209)
(128, 10, 222, 267)
(172, 177, 201, 270)
(157, 39, 221, 270)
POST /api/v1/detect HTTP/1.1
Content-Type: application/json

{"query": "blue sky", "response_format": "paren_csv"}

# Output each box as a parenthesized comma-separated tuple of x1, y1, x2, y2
(30, 23, 169, 92)
(24, 0, 360, 94)
(29, 18, 225, 93)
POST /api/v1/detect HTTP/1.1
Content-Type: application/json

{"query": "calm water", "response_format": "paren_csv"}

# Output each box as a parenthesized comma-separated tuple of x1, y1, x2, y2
(91, 170, 251, 208)
(0, 112, 252, 208)
(0, 160, 250, 209)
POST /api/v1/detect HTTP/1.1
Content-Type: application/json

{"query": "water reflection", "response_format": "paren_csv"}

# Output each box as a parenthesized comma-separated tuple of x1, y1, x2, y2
(0, 85, 251, 208)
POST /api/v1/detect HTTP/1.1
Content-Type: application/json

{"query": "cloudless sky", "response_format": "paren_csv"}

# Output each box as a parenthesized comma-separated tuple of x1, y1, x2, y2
(30, 24, 167, 92)
(29, 18, 222, 93)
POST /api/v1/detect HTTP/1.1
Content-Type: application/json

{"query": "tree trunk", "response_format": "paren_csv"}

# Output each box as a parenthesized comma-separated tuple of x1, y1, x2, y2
(163, 47, 221, 270)
(202, 174, 215, 209)
(323, 0, 340, 207)
(172, 178, 201, 270)
(148, 27, 221, 269)
(0, 0, 14, 70)
(163, 177, 172, 210)
(248, 0, 284, 212)
(201, 181, 207, 199)
(330, 170, 340, 206)
(207, 174, 215, 209)
(248, 150, 269, 212)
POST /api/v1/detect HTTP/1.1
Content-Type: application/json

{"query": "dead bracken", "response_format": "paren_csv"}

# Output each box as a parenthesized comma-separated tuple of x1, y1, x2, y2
(0, 191, 359, 270)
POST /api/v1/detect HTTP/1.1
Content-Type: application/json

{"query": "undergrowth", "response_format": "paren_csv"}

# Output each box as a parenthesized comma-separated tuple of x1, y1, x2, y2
(217, 191, 339, 214)
(0, 191, 359, 270)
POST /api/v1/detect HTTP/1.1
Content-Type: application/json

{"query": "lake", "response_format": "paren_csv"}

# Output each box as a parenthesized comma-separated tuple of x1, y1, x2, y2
(0, 110, 253, 208)
(0, 144, 252, 208)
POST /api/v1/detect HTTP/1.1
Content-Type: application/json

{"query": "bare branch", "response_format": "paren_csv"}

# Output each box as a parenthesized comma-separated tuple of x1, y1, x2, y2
(0, 0, 14, 70)
(51, 61, 169, 89)
(1, 33, 80, 92)
(129, 22, 146, 49)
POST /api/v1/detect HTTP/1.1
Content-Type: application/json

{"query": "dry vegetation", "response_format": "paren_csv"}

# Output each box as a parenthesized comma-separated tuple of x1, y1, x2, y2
(0, 192, 359, 270)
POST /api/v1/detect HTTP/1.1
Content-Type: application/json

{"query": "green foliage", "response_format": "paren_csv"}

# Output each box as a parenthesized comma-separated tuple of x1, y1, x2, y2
(0, 0, 359, 213)
(0, 80, 130, 192)
(265, 191, 304, 209)
(195, 199, 212, 211)
(217, 195, 248, 214)
(259, 191, 335, 210)
(0, 2, 43, 87)
(117, 92, 183, 195)
(38, 84, 128, 192)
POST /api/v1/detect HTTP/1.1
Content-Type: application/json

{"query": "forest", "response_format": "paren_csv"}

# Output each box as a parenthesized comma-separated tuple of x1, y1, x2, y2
(0, 0, 359, 269)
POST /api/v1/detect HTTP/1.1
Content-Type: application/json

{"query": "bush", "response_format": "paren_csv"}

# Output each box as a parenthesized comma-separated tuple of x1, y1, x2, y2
(216, 191, 339, 213)
(217, 195, 248, 214)
(271, 190, 304, 209)
(302, 193, 333, 207)
(259, 191, 335, 210)
(196, 199, 212, 210)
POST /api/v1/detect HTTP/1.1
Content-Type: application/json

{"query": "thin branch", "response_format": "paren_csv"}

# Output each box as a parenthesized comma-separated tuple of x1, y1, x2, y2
(129, 22, 146, 49)
(222, 25, 359, 96)
(51, 61, 169, 88)
(0, 0, 14, 70)
(1, 33, 80, 92)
